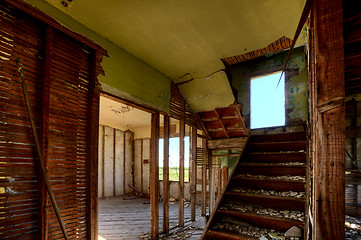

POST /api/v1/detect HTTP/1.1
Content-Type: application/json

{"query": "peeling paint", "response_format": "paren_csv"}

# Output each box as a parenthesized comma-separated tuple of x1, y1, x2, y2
(227, 46, 308, 123)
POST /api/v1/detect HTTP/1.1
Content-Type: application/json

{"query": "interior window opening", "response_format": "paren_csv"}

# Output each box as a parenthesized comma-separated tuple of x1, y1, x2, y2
(250, 71, 285, 129)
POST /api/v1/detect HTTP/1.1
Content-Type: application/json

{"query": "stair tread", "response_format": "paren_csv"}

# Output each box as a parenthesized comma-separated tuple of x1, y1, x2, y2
(207, 230, 259, 240)
(249, 132, 306, 143)
(217, 209, 303, 223)
(232, 176, 306, 183)
(238, 163, 306, 167)
(225, 191, 306, 203)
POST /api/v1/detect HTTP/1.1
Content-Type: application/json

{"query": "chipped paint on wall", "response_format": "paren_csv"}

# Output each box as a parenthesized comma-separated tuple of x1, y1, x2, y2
(228, 46, 308, 123)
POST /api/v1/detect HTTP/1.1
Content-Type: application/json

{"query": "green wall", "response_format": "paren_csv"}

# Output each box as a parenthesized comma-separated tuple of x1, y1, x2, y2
(25, 0, 171, 112)
(228, 46, 308, 125)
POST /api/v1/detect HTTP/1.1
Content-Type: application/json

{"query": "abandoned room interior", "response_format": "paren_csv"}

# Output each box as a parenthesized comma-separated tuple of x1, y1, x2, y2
(0, 0, 360, 239)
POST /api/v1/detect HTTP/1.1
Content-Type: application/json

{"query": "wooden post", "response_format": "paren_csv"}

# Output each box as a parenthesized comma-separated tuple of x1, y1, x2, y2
(163, 115, 170, 233)
(191, 127, 197, 221)
(150, 113, 160, 239)
(179, 120, 185, 227)
(222, 166, 228, 189)
(209, 154, 214, 215)
(310, 0, 345, 239)
(201, 136, 207, 216)
(39, 25, 53, 239)
(141, 139, 144, 193)
(86, 50, 100, 240)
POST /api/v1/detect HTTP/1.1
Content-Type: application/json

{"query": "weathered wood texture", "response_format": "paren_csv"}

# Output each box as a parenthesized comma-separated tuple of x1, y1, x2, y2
(208, 137, 248, 150)
(163, 115, 170, 233)
(191, 127, 198, 221)
(39, 25, 53, 239)
(197, 105, 249, 139)
(179, 120, 185, 227)
(309, 0, 345, 239)
(150, 113, 160, 238)
(201, 136, 207, 216)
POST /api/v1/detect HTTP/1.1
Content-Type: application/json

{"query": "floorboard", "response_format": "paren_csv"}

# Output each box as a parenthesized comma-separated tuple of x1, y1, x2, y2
(98, 197, 204, 240)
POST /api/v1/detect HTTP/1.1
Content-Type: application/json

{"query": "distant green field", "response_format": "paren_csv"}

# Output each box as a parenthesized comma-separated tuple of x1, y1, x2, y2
(159, 167, 189, 182)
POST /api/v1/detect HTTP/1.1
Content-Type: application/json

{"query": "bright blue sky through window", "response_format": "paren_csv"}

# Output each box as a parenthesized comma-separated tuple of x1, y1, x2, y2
(251, 72, 285, 129)
(159, 137, 189, 168)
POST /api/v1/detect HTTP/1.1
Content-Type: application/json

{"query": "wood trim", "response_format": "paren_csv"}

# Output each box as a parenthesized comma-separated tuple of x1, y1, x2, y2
(39, 25, 53, 240)
(208, 137, 247, 150)
(201, 136, 207, 216)
(102, 126, 105, 197)
(310, 0, 345, 239)
(163, 115, 170, 233)
(141, 139, 144, 193)
(150, 113, 160, 238)
(86, 50, 100, 240)
(4, 0, 108, 56)
(179, 120, 185, 227)
(123, 131, 126, 194)
(191, 127, 197, 221)
(113, 129, 116, 196)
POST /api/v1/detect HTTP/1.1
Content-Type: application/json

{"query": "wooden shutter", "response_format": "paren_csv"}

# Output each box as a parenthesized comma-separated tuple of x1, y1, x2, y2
(0, 1, 105, 239)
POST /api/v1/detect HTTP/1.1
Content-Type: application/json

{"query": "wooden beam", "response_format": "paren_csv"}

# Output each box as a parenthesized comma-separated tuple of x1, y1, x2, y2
(141, 139, 143, 193)
(163, 115, 170, 233)
(208, 137, 247, 150)
(113, 129, 116, 196)
(310, 0, 345, 239)
(39, 25, 53, 240)
(222, 166, 228, 189)
(150, 113, 160, 238)
(214, 109, 229, 138)
(179, 120, 185, 227)
(196, 113, 212, 140)
(190, 126, 197, 221)
(86, 50, 100, 240)
(201, 136, 207, 216)
(102, 126, 105, 197)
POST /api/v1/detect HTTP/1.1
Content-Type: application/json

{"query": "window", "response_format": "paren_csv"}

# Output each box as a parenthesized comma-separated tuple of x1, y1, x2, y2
(250, 71, 285, 129)
(159, 137, 190, 181)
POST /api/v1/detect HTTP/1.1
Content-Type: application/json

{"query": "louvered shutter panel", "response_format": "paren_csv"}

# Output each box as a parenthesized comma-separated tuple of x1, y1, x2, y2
(0, 1, 105, 239)
(0, 3, 44, 239)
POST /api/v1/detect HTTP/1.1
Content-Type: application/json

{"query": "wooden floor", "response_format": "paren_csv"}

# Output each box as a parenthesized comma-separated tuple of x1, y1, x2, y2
(98, 197, 204, 240)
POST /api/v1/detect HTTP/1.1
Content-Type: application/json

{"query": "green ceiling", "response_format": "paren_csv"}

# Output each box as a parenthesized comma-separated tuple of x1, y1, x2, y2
(44, 0, 305, 112)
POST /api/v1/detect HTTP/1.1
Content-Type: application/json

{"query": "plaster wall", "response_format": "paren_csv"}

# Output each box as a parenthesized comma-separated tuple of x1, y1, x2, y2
(228, 46, 308, 127)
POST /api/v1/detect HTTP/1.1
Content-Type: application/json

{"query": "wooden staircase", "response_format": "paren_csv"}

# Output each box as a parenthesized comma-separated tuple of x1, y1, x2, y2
(202, 131, 307, 240)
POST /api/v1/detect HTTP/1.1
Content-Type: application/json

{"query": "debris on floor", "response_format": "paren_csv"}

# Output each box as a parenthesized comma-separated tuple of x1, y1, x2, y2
(346, 215, 361, 240)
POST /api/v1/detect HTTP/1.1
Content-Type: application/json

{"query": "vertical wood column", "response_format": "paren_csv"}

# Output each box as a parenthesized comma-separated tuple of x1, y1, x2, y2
(86, 50, 100, 240)
(201, 136, 207, 216)
(163, 115, 170, 233)
(39, 25, 53, 240)
(190, 127, 197, 221)
(310, 0, 345, 239)
(150, 113, 160, 239)
(179, 120, 185, 227)
(209, 154, 214, 215)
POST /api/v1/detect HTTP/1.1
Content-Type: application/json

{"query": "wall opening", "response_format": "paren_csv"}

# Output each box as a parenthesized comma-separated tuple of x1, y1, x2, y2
(159, 137, 190, 182)
(250, 71, 285, 129)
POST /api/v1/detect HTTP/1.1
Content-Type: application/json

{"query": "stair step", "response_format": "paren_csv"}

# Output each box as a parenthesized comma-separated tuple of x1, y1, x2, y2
(224, 192, 305, 211)
(215, 210, 304, 232)
(249, 132, 306, 143)
(206, 230, 258, 240)
(231, 177, 306, 192)
(236, 165, 306, 176)
(246, 141, 306, 152)
(242, 152, 306, 163)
